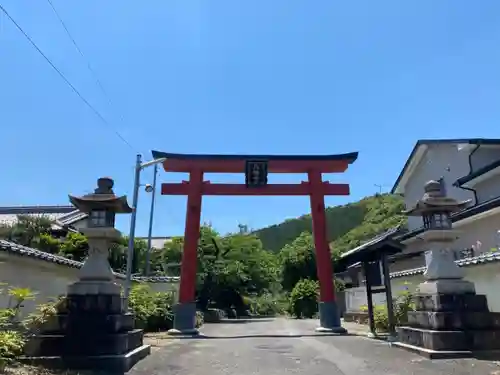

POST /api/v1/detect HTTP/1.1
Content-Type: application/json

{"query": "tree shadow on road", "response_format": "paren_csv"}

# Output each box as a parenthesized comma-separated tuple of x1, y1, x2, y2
(176, 333, 354, 340)
(207, 318, 276, 324)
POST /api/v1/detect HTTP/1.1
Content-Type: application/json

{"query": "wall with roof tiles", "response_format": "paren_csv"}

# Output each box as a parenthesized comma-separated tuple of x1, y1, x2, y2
(0, 250, 179, 318)
(346, 259, 500, 313)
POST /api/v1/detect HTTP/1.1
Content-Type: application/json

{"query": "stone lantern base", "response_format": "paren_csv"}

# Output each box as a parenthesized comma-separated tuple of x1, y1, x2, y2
(21, 291, 151, 373)
(394, 288, 500, 359)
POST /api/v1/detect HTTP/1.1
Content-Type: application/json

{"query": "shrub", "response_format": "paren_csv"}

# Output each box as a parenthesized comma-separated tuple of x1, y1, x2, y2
(37, 234, 60, 254)
(0, 330, 24, 369)
(0, 284, 37, 368)
(128, 283, 175, 332)
(250, 293, 286, 316)
(361, 283, 416, 332)
(195, 311, 204, 328)
(288, 279, 319, 319)
(334, 278, 346, 293)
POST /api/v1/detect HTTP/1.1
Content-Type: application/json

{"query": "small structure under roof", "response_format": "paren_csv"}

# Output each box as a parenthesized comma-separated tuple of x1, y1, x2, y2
(337, 226, 405, 338)
(336, 226, 405, 269)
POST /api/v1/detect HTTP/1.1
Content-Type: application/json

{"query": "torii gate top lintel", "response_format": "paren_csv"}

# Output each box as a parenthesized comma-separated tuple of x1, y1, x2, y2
(151, 150, 359, 173)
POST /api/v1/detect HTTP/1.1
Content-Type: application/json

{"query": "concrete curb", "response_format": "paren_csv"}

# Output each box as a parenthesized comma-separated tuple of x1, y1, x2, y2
(346, 329, 391, 341)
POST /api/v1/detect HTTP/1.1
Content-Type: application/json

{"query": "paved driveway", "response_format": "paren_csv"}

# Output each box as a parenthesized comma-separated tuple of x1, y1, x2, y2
(129, 317, 500, 375)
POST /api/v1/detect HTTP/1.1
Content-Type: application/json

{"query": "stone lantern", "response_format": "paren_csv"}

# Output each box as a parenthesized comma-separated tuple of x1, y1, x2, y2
(67, 177, 131, 296)
(395, 179, 500, 358)
(404, 179, 472, 294)
(24, 178, 150, 373)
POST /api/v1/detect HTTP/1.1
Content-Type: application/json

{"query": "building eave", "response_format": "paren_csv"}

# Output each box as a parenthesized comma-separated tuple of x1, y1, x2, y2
(391, 138, 500, 195)
(455, 159, 500, 189)
(336, 227, 405, 271)
(395, 195, 500, 242)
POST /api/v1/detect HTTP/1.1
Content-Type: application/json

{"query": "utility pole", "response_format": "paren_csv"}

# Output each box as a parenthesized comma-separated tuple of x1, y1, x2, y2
(124, 154, 142, 311)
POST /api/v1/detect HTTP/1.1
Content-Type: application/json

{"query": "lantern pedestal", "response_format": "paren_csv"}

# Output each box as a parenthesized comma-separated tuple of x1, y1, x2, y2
(417, 248, 475, 295)
(395, 249, 500, 358)
(22, 218, 150, 373)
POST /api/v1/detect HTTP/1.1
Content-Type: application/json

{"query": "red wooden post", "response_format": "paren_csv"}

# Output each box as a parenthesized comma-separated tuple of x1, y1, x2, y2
(308, 170, 345, 332)
(308, 170, 335, 302)
(171, 169, 203, 334)
(178, 169, 203, 303)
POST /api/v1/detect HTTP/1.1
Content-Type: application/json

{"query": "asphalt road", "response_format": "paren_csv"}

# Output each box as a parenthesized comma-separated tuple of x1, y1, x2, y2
(129, 317, 500, 375)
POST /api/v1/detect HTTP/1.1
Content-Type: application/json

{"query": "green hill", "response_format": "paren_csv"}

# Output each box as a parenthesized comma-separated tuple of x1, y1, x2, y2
(254, 194, 407, 254)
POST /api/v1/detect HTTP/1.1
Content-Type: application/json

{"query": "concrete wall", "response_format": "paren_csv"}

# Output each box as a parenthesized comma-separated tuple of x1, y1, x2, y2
(345, 261, 500, 313)
(0, 252, 179, 318)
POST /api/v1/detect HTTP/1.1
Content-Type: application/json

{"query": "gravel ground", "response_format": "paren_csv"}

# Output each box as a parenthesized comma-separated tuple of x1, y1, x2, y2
(127, 317, 500, 375)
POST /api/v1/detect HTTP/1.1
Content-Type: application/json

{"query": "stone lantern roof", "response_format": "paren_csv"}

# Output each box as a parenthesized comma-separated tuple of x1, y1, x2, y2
(404, 179, 470, 216)
(68, 177, 132, 214)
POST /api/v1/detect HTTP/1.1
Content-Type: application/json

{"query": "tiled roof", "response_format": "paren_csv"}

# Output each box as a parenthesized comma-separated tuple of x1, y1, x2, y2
(0, 239, 179, 283)
(0, 206, 88, 229)
(57, 210, 89, 226)
(390, 251, 500, 279)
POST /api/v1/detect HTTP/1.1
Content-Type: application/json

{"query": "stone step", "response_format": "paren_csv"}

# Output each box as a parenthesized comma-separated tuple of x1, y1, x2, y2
(397, 326, 500, 352)
(25, 329, 144, 357)
(20, 344, 152, 373)
(407, 311, 500, 331)
(33, 313, 134, 334)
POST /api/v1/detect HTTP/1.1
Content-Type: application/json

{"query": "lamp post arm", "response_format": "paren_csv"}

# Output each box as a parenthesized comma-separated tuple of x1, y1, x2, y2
(140, 158, 166, 170)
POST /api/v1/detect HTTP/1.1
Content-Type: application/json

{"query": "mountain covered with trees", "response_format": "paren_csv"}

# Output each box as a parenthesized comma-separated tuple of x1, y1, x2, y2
(254, 193, 407, 254)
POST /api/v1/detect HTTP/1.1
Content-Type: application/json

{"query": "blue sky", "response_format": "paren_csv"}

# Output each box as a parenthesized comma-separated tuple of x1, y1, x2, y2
(1, 1, 500, 237)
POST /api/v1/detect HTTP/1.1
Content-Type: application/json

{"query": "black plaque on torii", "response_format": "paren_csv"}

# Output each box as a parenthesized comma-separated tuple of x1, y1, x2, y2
(245, 160, 268, 188)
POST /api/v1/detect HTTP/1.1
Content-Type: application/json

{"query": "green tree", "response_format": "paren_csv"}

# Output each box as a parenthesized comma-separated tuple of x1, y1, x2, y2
(3, 215, 53, 247)
(278, 232, 317, 292)
(160, 225, 280, 314)
(58, 232, 88, 261)
(254, 194, 406, 253)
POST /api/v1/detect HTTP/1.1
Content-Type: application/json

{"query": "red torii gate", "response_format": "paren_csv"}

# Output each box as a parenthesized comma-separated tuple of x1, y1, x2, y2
(151, 151, 358, 334)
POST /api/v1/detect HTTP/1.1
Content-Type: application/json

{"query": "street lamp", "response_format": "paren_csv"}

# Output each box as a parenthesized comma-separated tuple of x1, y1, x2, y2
(144, 163, 159, 277)
(123, 154, 166, 311)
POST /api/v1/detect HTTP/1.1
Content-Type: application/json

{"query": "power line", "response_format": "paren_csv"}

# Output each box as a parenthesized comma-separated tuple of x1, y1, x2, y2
(0, 3, 137, 152)
(45, 0, 128, 131)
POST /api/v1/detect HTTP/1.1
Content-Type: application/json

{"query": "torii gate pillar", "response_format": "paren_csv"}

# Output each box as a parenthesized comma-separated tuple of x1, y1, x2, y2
(153, 151, 358, 335)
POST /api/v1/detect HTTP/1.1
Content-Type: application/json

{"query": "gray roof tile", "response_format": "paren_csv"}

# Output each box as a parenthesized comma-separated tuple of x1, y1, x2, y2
(0, 239, 179, 283)
(390, 251, 500, 278)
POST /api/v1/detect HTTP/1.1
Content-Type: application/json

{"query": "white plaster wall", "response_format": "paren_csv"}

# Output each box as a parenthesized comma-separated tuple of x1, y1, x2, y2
(0, 252, 179, 318)
(403, 143, 474, 231)
(345, 262, 500, 313)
